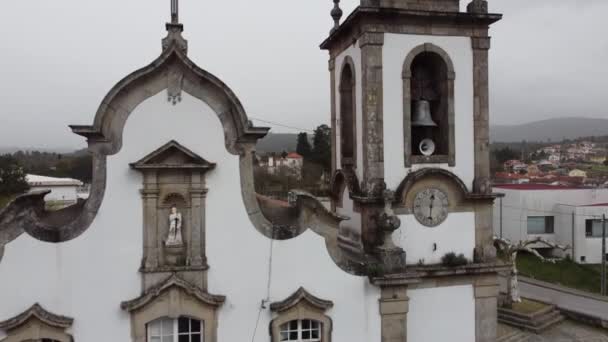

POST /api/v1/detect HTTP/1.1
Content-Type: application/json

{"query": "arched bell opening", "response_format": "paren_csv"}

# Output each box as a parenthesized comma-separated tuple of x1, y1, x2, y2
(339, 57, 357, 168)
(403, 43, 456, 167)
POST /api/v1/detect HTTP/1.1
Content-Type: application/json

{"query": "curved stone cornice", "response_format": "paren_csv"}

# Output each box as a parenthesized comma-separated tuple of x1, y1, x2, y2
(0, 303, 73, 332)
(394, 168, 496, 202)
(270, 287, 334, 313)
(121, 274, 226, 312)
(0, 26, 371, 278)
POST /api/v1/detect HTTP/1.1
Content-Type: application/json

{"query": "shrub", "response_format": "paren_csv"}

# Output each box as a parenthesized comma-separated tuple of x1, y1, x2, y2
(441, 252, 469, 267)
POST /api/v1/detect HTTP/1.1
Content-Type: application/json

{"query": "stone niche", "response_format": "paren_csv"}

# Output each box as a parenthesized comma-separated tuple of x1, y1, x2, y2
(130, 140, 216, 290)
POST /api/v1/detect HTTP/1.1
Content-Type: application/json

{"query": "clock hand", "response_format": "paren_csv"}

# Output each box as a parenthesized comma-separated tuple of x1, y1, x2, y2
(428, 194, 435, 220)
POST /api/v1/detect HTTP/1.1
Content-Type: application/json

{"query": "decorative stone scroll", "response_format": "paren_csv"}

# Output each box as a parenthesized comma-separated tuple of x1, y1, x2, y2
(130, 140, 215, 290)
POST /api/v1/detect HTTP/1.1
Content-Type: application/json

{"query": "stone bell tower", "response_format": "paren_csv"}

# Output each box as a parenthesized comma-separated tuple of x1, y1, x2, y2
(322, 1, 505, 341)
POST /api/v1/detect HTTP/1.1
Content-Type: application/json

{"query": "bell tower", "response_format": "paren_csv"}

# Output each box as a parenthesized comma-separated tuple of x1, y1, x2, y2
(322, 1, 505, 341)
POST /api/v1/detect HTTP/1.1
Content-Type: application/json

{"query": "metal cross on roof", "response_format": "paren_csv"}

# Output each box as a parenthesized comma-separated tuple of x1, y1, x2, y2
(171, 0, 179, 24)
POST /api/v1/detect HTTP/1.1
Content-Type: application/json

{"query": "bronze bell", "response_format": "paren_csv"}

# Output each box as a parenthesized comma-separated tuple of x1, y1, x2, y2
(412, 100, 438, 127)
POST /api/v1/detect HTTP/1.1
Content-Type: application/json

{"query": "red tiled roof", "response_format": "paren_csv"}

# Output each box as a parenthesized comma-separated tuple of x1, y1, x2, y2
(493, 184, 584, 190)
(286, 152, 303, 159)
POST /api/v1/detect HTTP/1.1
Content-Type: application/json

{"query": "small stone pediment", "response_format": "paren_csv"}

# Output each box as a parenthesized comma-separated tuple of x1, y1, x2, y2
(0, 303, 73, 332)
(130, 140, 216, 171)
(121, 274, 225, 312)
(270, 287, 333, 313)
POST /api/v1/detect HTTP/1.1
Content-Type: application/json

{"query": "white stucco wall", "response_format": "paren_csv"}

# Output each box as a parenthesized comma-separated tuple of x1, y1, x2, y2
(396, 212, 475, 264)
(493, 187, 608, 263)
(0, 92, 382, 341)
(334, 43, 363, 180)
(383, 33, 475, 191)
(408, 285, 475, 342)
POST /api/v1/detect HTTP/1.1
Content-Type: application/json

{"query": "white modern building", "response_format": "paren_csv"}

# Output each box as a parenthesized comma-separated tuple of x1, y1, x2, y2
(26, 174, 84, 205)
(493, 184, 608, 264)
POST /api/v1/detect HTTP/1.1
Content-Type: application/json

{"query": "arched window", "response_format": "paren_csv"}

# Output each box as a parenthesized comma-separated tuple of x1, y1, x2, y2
(339, 58, 356, 167)
(147, 317, 203, 342)
(403, 43, 456, 166)
(279, 319, 322, 341)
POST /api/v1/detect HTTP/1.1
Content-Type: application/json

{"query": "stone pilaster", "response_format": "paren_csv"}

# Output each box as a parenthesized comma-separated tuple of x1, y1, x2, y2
(359, 32, 385, 193)
(379, 286, 409, 342)
(472, 35, 495, 262)
(329, 58, 337, 178)
(142, 172, 160, 269)
(189, 171, 207, 268)
(474, 275, 499, 342)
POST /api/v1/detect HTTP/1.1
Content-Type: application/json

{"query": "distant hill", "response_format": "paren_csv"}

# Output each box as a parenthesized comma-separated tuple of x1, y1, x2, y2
(255, 133, 299, 154)
(490, 117, 608, 143)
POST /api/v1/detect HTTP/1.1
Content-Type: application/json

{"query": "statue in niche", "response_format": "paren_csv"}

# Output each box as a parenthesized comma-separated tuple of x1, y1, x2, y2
(166, 206, 183, 246)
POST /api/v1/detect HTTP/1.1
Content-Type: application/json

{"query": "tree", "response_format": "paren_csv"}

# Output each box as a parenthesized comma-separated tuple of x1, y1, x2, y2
(492, 147, 518, 164)
(311, 124, 332, 175)
(296, 132, 312, 159)
(494, 236, 569, 307)
(0, 155, 29, 196)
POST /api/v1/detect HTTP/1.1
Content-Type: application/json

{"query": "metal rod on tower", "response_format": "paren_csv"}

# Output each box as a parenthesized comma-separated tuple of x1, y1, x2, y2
(602, 214, 606, 296)
(171, 0, 179, 24)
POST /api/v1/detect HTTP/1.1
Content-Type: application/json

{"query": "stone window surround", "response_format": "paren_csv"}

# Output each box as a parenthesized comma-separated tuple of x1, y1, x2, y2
(402, 43, 456, 167)
(338, 56, 358, 169)
(269, 288, 333, 342)
(0, 304, 74, 342)
(121, 274, 225, 342)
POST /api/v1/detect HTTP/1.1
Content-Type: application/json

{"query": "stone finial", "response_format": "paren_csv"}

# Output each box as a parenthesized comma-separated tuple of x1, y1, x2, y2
(467, 0, 488, 13)
(330, 0, 343, 34)
(171, 0, 179, 24)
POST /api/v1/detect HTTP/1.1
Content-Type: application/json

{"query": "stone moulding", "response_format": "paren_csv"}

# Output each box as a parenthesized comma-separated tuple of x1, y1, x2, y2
(394, 168, 497, 203)
(129, 140, 216, 171)
(270, 287, 334, 313)
(121, 274, 225, 312)
(0, 303, 73, 331)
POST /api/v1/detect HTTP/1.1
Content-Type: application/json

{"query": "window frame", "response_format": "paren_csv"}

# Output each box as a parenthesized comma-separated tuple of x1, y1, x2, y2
(279, 319, 322, 342)
(147, 316, 204, 342)
(526, 216, 554, 235)
(585, 219, 605, 238)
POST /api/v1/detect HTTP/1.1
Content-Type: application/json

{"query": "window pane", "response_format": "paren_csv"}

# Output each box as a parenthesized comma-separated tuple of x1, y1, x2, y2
(150, 337, 161, 342)
(161, 319, 173, 335)
(290, 320, 298, 330)
(162, 336, 173, 342)
(191, 333, 202, 342)
(178, 334, 189, 342)
(178, 317, 189, 333)
(302, 330, 311, 339)
(527, 216, 553, 234)
(311, 329, 319, 339)
(191, 319, 201, 333)
(280, 331, 289, 341)
(302, 319, 310, 329)
(289, 331, 298, 340)
(149, 320, 161, 336)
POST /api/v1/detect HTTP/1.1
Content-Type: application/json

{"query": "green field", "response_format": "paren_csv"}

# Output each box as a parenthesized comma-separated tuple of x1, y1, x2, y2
(516, 253, 607, 294)
(0, 195, 14, 210)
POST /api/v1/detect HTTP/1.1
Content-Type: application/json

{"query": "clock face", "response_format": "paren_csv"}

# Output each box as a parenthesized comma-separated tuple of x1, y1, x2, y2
(413, 188, 449, 227)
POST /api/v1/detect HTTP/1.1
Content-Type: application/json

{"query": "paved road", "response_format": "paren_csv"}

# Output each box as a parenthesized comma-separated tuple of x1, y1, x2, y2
(517, 276, 608, 322)
(498, 321, 608, 342)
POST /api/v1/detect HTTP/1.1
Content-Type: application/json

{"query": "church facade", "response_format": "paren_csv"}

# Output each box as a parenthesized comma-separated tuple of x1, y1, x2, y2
(0, 1, 505, 341)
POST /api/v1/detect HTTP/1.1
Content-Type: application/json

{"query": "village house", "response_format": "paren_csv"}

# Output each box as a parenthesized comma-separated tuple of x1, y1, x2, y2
(26, 174, 83, 206)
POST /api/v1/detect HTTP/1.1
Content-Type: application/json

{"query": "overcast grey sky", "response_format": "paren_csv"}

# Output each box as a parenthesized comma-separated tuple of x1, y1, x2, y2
(0, 0, 606, 150)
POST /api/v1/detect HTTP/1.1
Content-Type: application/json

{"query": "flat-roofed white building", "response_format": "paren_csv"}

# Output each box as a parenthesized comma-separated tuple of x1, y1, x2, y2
(493, 184, 608, 264)
(26, 174, 83, 205)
